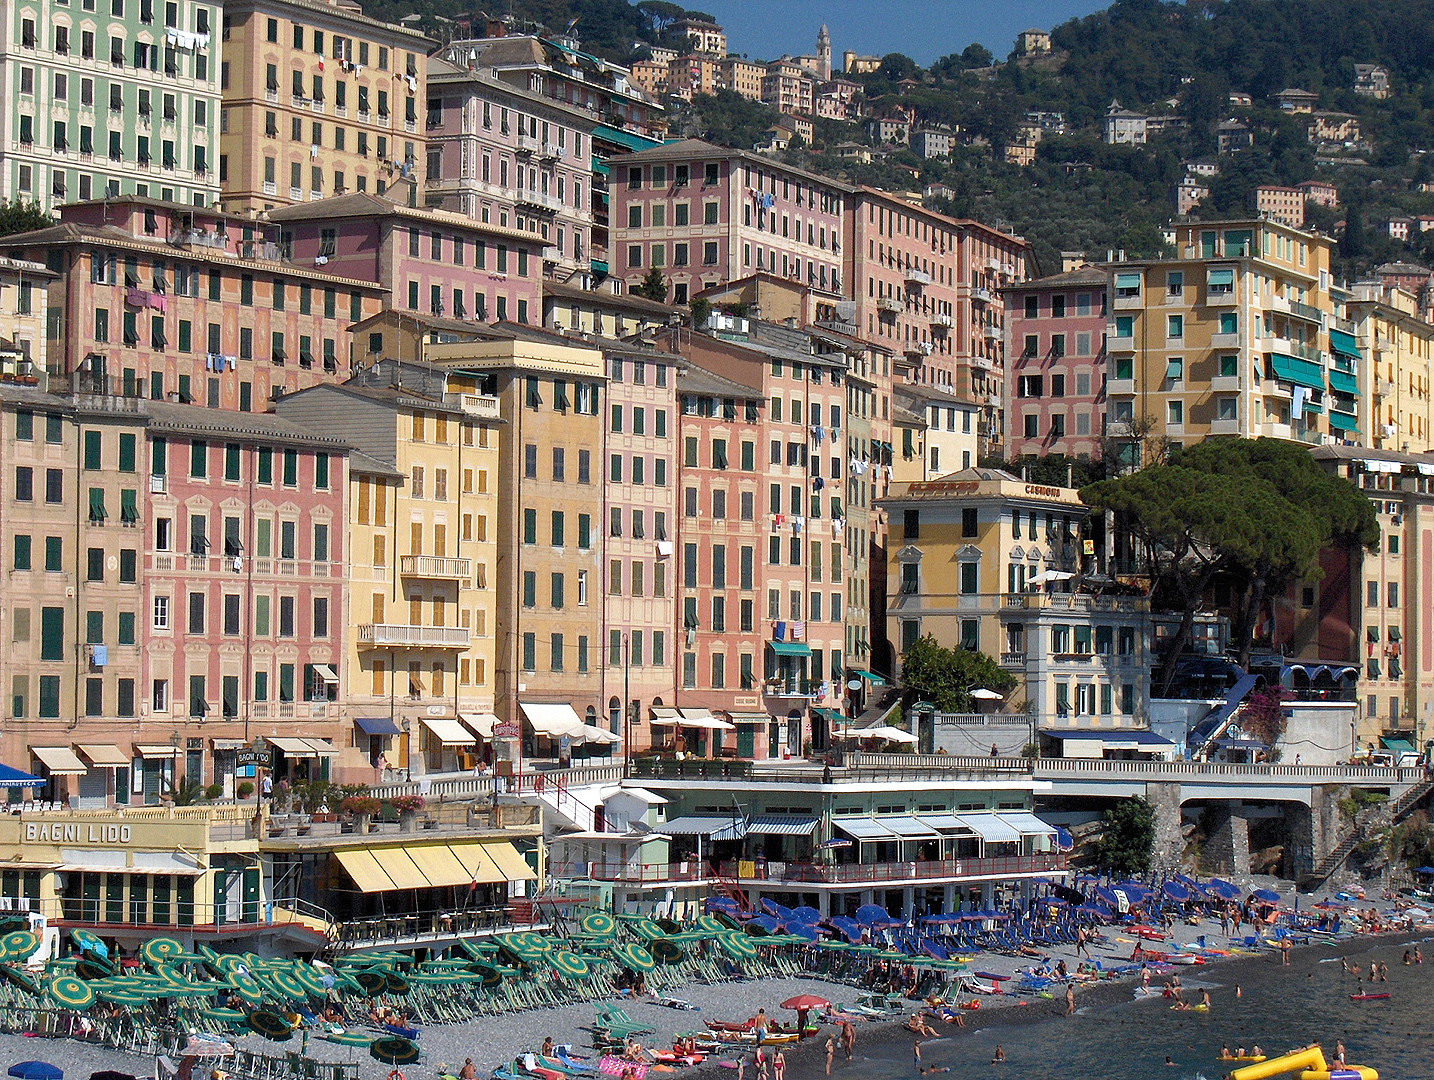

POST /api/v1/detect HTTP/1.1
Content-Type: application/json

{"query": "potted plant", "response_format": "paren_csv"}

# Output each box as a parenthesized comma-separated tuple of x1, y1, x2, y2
(391, 793, 426, 832)
(340, 794, 381, 834)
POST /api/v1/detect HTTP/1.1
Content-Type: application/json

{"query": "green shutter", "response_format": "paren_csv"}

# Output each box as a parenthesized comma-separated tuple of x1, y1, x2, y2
(190, 439, 206, 478)
(314, 453, 329, 489)
(40, 607, 63, 660)
(151, 436, 166, 476)
(118, 433, 136, 472)
(282, 450, 297, 486)
(83, 430, 102, 470)
(225, 444, 240, 481)
(257, 447, 273, 484)
(121, 488, 138, 523)
(13, 535, 29, 570)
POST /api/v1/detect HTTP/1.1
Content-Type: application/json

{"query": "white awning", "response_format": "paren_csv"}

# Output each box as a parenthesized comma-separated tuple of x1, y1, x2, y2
(313, 664, 338, 684)
(997, 812, 1058, 837)
(832, 818, 896, 841)
(955, 813, 1021, 844)
(747, 815, 819, 836)
(836, 725, 917, 744)
(421, 717, 476, 746)
(650, 712, 735, 730)
(723, 711, 771, 724)
(77, 744, 129, 768)
(134, 744, 179, 759)
(582, 724, 622, 745)
(461, 713, 499, 739)
(880, 815, 942, 840)
(650, 707, 681, 721)
(598, 785, 668, 805)
(32, 747, 87, 775)
(921, 814, 971, 833)
(209, 739, 248, 751)
(269, 737, 336, 757)
(520, 702, 587, 739)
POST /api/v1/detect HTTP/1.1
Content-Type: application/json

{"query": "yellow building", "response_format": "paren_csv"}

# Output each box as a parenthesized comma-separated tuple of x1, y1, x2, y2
(274, 373, 500, 780)
(1106, 219, 1337, 467)
(881, 468, 1152, 726)
(218, 0, 434, 213)
(1341, 282, 1434, 454)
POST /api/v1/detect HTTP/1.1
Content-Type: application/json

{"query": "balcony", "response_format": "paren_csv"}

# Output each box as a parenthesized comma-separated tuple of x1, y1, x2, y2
(357, 624, 471, 648)
(1106, 376, 1135, 395)
(541, 142, 565, 160)
(515, 189, 563, 214)
(930, 312, 953, 329)
(877, 296, 903, 315)
(905, 268, 932, 288)
(969, 354, 994, 372)
(400, 555, 472, 580)
(444, 392, 500, 419)
(971, 286, 995, 304)
(1210, 332, 1240, 348)
(1374, 379, 1394, 398)
(763, 679, 815, 699)
(983, 325, 1002, 342)
(542, 245, 562, 262)
(549, 853, 1065, 887)
(515, 133, 542, 154)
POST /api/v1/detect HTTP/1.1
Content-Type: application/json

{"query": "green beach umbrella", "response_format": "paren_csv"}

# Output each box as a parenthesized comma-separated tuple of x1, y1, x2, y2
(353, 971, 388, 997)
(46, 974, 95, 1010)
(547, 951, 590, 980)
(200, 1007, 248, 1026)
(246, 1010, 294, 1041)
(614, 943, 654, 972)
(717, 934, 757, 961)
(384, 973, 410, 995)
(816, 941, 851, 951)
(70, 928, 107, 957)
(322, 1032, 372, 1048)
(468, 964, 502, 988)
(369, 1037, 421, 1066)
(648, 940, 683, 965)
(225, 974, 264, 1006)
(290, 966, 330, 998)
(628, 918, 666, 942)
(696, 915, 727, 934)
(140, 938, 187, 966)
(580, 912, 616, 937)
(74, 960, 111, 981)
(1, 966, 40, 995)
(0, 931, 38, 961)
(268, 970, 308, 1001)
(97, 988, 148, 1006)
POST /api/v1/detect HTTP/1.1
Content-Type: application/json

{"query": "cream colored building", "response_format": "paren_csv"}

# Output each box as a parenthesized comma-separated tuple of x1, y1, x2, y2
(1106, 219, 1338, 468)
(275, 377, 501, 778)
(1342, 281, 1434, 454)
(721, 59, 765, 102)
(0, 258, 52, 384)
(218, 0, 434, 213)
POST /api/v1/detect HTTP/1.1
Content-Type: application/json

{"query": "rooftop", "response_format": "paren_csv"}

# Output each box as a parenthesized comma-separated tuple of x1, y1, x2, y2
(265, 193, 541, 246)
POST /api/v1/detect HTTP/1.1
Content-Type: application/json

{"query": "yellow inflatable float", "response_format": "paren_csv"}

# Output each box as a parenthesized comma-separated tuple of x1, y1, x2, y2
(1231, 1047, 1378, 1080)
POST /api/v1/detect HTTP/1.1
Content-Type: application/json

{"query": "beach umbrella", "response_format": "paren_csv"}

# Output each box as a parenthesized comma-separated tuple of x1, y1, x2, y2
(199, 1008, 247, 1027)
(779, 995, 829, 1011)
(784, 924, 819, 943)
(139, 939, 187, 966)
(1206, 879, 1240, 901)
(246, 1010, 295, 1041)
(789, 906, 821, 924)
(352, 971, 388, 997)
(224, 974, 264, 1006)
(1162, 882, 1192, 903)
(384, 973, 409, 995)
(646, 940, 683, 966)
(715, 934, 756, 961)
(369, 1037, 421, 1066)
(322, 1033, 372, 1048)
(45, 975, 95, 1010)
(9, 1064, 61, 1080)
(0, 932, 38, 962)
(2, 968, 41, 995)
(267, 970, 308, 1001)
(614, 943, 654, 972)
(854, 904, 891, 925)
(579, 912, 615, 937)
(547, 951, 591, 980)
(290, 965, 330, 998)
(69, 929, 108, 961)
(90, 1072, 139, 1080)
(1251, 888, 1281, 904)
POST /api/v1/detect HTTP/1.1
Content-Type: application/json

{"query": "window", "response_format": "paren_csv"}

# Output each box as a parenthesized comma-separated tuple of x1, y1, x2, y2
(959, 561, 978, 595)
(961, 508, 978, 537)
(1167, 400, 1183, 425)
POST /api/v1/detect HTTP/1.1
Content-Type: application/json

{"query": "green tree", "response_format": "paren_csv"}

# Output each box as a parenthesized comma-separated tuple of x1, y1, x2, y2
(1094, 797, 1156, 877)
(633, 266, 668, 303)
(898, 634, 1015, 713)
(0, 199, 51, 237)
(959, 43, 993, 69)
(688, 296, 711, 327)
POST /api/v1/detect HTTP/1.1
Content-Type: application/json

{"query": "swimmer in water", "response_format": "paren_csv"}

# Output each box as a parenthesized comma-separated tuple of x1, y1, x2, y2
(1165, 1057, 1177, 1067)
(991, 1046, 1005, 1064)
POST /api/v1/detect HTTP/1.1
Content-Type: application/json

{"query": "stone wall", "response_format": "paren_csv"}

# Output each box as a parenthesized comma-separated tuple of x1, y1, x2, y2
(1147, 781, 1185, 870)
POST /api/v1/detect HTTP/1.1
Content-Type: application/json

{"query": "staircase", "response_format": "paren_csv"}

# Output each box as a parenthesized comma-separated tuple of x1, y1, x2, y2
(712, 874, 753, 916)
(1299, 778, 1434, 891)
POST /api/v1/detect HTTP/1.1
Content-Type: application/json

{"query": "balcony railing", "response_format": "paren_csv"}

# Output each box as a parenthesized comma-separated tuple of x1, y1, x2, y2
(357, 624, 471, 648)
(904, 268, 932, 287)
(400, 555, 472, 579)
(930, 312, 953, 328)
(877, 296, 903, 314)
(547, 853, 1066, 886)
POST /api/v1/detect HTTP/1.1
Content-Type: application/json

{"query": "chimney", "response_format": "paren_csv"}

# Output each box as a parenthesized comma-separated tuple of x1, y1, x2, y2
(784, 316, 798, 329)
(1067, 463, 1074, 487)
(486, 19, 505, 38)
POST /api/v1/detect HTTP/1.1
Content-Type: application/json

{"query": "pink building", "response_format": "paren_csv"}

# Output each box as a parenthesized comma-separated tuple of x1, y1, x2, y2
(1002, 267, 1109, 461)
(142, 402, 351, 790)
(424, 60, 597, 280)
(611, 139, 847, 307)
(267, 193, 546, 327)
(0, 197, 385, 410)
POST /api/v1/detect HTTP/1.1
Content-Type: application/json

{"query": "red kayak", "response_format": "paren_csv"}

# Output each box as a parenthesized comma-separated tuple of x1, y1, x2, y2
(1350, 993, 1390, 1001)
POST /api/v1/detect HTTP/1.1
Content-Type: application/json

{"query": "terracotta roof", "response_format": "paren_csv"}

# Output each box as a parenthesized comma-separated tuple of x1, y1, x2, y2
(265, 193, 540, 245)
(678, 363, 762, 397)
(1002, 266, 1107, 291)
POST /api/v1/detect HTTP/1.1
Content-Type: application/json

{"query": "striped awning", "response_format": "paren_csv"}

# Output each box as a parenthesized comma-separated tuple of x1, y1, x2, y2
(746, 815, 818, 836)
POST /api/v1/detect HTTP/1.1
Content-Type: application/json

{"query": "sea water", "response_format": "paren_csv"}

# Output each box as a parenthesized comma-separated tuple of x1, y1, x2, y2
(826, 937, 1433, 1080)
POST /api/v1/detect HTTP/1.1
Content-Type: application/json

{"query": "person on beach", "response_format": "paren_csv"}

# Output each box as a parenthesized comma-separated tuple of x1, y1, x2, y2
(1200, 990, 1211, 1008)
(1075, 927, 1090, 958)
(1378, 962, 1388, 981)
(772, 1049, 785, 1080)
(459, 1061, 476, 1080)
(755, 1046, 768, 1080)
(1403, 950, 1411, 965)
(912, 1040, 921, 1072)
(1064, 984, 1075, 1016)
(841, 1020, 855, 1060)
(1251, 1045, 1262, 1059)
(1334, 1042, 1346, 1066)
(991, 1046, 1005, 1063)
(753, 1008, 768, 1044)
(1415, 945, 1423, 964)
(1141, 966, 1151, 993)
(825, 1037, 835, 1076)
(736, 1057, 745, 1080)
(1165, 1057, 1177, 1067)
(541, 1038, 554, 1057)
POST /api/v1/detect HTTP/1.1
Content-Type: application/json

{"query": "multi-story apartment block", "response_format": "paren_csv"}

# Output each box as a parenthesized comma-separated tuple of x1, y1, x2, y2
(274, 372, 500, 780)
(720, 58, 763, 102)
(424, 62, 596, 280)
(1175, 175, 1210, 216)
(601, 340, 679, 753)
(542, 281, 674, 337)
(142, 401, 349, 792)
(217, 0, 433, 213)
(911, 130, 951, 160)
(1105, 220, 1338, 467)
(666, 57, 721, 102)
(611, 139, 847, 308)
(1004, 266, 1109, 461)
(1254, 184, 1306, 227)
(0, 255, 52, 382)
(440, 34, 665, 140)
(895, 385, 980, 477)
(267, 192, 545, 326)
(958, 222, 1029, 438)
(628, 60, 667, 99)
(0, 388, 147, 797)
(0, 0, 221, 210)
(1354, 64, 1390, 99)
(1343, 280, 1434, 454)
(0, 197, 384, 410)
(1299, 179, 1339, 210)
(761, 61, 814, 118)
(1104, 102, 1147, 145)
(424, 332, 608, 751)
(673, 324, 851, 755)
(883, 468, 1150, 726)
(672, 17, 726, 57)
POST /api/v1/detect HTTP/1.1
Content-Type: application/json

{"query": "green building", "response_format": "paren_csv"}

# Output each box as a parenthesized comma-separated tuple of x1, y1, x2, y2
(1, 0, 220, 209)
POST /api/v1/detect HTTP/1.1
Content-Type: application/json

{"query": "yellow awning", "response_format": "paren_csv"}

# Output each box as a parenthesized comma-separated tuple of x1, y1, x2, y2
(448, 842, 507, 885)
(482, 841, 537, 882)
(77, 744, 128, 768)
(369, 847, 431, 891)
(334, 849, 397, 894)
(405, 844, 475, 889)
(32, 747, 87, 775)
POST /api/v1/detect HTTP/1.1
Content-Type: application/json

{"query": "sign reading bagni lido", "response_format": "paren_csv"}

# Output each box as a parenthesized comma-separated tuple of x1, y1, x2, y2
(24, 821, 135, 844)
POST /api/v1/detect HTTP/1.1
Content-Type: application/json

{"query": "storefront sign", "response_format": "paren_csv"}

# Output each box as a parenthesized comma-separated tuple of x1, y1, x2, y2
(493, 723, 520, 738)
(25, 822, 131, 844)
(235, 749, 267, 768)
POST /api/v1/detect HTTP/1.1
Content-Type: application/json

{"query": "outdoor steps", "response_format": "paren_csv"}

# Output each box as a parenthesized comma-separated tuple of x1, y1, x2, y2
(1298, 778, 1434, 891)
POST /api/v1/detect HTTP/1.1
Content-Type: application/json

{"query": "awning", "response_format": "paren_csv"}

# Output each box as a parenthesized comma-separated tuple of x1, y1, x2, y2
(32, 747, 87, 775)
(769, 641, 812, 657)
(269, 737, 336, 757)
(77, 744, 128, 768)
(997, 812, 1058, 838)
(370, 848, 431, 891)
(404, 844, 474, 889)
(1328, 368, 1359, 395)
(1269, 353, 1326, 392)
(651, 713, 735, 730)
(661, 815, 747, 840)
(650, 707, 681, 722)
(921, 814, 971, 833)
(836, 725, 917, 744)
(313, 664, 338, 684)
(210, 739, 248, 751)
(1206, 268, 1234, 287)
(832, 818, 895, 841)
(1380, 737, 1416, 755)
(520, 702, 587, 739)
(1329, 327, 1361, 359)
(1043, 729, 1174, 749)
(582, 724, 622, 745)
(853, 670, 886, 685)
(1329, 410, 1359, 434)
(449, 842, 507, 885)
(420, 716, 477, 746)
(355, 716, 402, 736)
(746, 815, 818, 836)
(599, 785, 668, 805)
(134, 744, 179, 758)
(724, 712, 771, 724)
(954, 813, 1021, 844)
(1114, 272, 1141, 289)
(483, 842, 537, 881)
(334, 849, 397, 893)
(56, 860, 204, 877)
(880, 816, 941, 840)
(462, 713, 499, 739)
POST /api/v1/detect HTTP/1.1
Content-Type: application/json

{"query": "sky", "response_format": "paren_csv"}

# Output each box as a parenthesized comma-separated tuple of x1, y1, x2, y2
(691, 0, 1112, 67)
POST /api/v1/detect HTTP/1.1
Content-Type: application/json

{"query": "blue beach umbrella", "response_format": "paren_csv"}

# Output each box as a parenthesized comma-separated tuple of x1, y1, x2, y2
(10, 1064, 62, 1080)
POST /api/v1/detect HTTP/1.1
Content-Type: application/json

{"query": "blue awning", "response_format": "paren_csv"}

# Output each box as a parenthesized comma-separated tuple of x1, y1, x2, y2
(1328, 369, 1359, 395)
(355, 716, 402, 736)
(1329, 328, 1361, 359)
(0, 764, 44, 788)
(1269, 354, 1326, 392)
